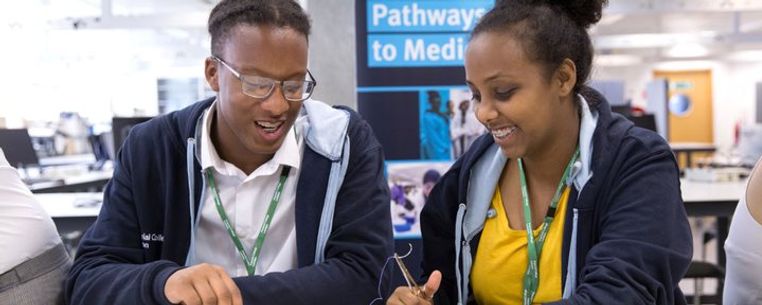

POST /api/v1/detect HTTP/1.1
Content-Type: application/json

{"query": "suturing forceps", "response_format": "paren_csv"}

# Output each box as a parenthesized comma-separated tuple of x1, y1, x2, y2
(394, 244, 425, 298)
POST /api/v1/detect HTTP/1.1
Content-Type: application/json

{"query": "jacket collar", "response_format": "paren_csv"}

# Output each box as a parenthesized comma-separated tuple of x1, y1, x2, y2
(574, 95, 598, 191)
(298, 99, 350, 161)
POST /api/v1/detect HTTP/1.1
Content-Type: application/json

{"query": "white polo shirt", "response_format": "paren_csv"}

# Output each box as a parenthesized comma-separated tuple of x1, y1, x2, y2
(0, 148, 61, 274)
(193, 102, 303, 277)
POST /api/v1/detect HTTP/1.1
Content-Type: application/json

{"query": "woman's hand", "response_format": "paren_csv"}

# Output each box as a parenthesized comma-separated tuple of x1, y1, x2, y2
(387, 270, 442, 305)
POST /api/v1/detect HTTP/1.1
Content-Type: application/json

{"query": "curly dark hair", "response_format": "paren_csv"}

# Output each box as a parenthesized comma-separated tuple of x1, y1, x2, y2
(208, 0, 311, 56)
(473, 0, 608, 96)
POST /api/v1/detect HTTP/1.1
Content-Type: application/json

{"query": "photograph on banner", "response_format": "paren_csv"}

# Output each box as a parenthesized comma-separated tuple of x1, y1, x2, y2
(387, 160, 453, 238)
(419, 88, 486, 160)
(449, 88, 487, 159)
(419, 89, 452, 160)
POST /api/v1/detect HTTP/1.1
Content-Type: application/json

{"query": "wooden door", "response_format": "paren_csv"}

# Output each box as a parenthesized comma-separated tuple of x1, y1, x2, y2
(653, 70, 714, 167)
(653, 70, 713, 143)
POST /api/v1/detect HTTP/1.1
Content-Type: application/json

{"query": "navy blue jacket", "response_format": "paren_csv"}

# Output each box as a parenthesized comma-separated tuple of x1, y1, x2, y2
(65, 98, 393, 305)
(421, 88, 693, 304)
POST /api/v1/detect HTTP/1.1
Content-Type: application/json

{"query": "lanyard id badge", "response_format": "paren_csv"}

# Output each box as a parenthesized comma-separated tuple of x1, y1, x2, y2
(205, 166, 291, 276)
(518, 148, 579, 305)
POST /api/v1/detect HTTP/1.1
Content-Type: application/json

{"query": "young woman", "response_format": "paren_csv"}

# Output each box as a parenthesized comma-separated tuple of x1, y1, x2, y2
(387, 1, 692, 304)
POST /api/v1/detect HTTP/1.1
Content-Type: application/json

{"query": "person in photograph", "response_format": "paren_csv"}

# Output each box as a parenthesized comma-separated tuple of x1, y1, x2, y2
(391, 183, 417, 233)
(65, 1, 393, 304)
(421, 91, 452, 160)
(421, 169, 441, 201)
(450, 95, 485, 159)
(387, 0, 692, 304)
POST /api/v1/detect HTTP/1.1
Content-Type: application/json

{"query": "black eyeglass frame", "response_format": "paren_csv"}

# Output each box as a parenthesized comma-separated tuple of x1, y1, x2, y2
(212, 56, 317, 102)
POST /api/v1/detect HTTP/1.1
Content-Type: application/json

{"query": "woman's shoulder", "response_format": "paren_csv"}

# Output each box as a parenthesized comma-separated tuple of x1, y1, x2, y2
(724, 158, 762, 304)
(584, 114, 681, 203)
(594, 114, 674, 168)
(589, 98, 672, 165)
(746, 157, 762, 225)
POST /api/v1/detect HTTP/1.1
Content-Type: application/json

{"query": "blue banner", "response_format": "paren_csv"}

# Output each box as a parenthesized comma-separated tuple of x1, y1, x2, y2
(367, 33, 468, 67)
(356, 0, 495, 284)
(356, 0, 493, 244)
(367, 0, 492, 33)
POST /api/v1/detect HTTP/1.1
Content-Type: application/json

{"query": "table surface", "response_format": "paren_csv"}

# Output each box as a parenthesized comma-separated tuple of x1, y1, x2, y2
(36, 192, 102, 218)
(670, 142, 717, 152)
(680, 178, 746, 204)
(39, 154, 97, 167)
(28, 169, 112, 192)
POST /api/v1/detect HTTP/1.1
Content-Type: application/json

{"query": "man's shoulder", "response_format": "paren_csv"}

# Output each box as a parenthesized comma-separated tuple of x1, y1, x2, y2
(341, 107, 382, 153)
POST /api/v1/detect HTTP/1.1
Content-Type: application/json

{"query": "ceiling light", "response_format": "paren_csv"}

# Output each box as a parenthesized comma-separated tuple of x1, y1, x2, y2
(594, 54, 643, 66)
(664, 43, 710, 58)
(726, 50, 762, 62)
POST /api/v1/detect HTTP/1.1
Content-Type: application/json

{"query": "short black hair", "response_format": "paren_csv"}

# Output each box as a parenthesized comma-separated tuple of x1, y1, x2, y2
(208, 0, 311, 56)
(473, 0, 608, 97)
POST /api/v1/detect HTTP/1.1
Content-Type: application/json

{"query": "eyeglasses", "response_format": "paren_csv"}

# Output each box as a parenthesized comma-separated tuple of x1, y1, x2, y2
(212, 56, 317, 102)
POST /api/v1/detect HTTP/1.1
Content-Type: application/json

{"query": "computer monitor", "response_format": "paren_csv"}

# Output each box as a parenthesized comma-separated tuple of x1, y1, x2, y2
(112, 116, 153, 157)
(0, 128, 40, 168)
(611, 105, 632, 117)
(626, 114, 658, 133)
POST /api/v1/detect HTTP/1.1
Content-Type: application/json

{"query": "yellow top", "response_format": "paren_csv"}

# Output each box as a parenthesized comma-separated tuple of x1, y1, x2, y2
(471, 186, 570, 305)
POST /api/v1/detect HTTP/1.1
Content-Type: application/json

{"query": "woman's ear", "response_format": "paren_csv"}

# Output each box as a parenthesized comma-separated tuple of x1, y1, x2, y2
(554, 58, 577, 98)
(204, 57, 220, 92)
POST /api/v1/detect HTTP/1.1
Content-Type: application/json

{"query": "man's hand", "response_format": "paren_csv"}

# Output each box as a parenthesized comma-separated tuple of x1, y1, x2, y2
(387, 270, 442, 305)
(164, 263, 243, 305)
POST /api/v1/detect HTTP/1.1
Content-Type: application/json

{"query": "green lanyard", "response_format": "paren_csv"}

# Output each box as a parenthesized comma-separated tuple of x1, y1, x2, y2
(204, 166, 291, 276)
(517, 148, 579, 305)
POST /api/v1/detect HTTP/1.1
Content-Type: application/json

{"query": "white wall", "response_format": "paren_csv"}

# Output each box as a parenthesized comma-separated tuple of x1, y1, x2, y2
(305, 0, 357, 109)
(592, 59, 762, 150)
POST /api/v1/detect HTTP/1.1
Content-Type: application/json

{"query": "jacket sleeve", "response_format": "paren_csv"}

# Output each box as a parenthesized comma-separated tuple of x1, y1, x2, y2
(548, 136, 693, 305)
(232, 127, 394, 304)
(420, 161, 463, 305)
(65, 133, 181, 305)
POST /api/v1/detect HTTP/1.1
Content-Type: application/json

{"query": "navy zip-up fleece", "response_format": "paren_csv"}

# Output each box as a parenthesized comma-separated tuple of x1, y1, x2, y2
(65, 98, 393, 305)
(421, 88, 693, 305)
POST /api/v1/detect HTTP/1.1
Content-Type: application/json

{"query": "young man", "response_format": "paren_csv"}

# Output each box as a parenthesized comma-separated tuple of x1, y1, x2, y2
(65, 1, 393, 304)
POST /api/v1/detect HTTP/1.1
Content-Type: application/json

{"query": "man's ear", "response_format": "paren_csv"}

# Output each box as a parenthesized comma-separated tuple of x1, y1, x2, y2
(205, 57, 220, 92)
(554, 58, 577, 98)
